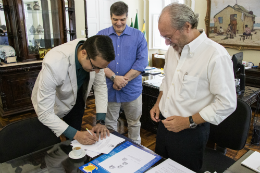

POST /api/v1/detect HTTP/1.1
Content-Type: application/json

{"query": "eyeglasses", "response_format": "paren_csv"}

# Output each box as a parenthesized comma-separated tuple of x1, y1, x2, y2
(161, 29, 178, 41)
(89, 57, 103, 70)
(88, 55, 103, 69)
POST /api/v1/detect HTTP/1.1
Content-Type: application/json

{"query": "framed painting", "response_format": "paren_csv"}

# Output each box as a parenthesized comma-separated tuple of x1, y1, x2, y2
(205, 0, 260, 50)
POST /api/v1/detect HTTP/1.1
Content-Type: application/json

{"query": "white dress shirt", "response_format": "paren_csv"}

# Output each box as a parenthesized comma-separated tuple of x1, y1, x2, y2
(159, 31, 237, 125)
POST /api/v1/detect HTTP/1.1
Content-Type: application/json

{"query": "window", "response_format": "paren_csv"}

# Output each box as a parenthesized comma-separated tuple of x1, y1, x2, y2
(148, 0, 195, 50)
(218, 17, 223, 24)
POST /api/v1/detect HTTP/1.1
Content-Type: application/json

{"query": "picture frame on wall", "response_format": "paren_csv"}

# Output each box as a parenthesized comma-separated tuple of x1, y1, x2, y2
(205, 0, 260, 51)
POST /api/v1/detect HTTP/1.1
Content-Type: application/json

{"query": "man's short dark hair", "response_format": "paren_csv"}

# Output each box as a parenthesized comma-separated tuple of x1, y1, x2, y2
(82, 35, 115, 62)
(0, 25, 6, 31)
(110, 1, 128, 17)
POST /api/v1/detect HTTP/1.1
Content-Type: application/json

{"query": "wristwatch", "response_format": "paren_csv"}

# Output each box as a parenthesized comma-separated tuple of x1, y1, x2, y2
(189, 116, 197, 128)
(96, 120, 105, 125)
(110, 74, 116, 82)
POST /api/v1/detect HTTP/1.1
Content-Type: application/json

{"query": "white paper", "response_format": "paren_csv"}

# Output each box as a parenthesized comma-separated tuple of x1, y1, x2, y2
(84, 149, 100, 158)
(154, 54, 165, 59)
(99, 145, 156, 173)
(241, 151, 260, 172)
(71, 133, 125, 154)
(144, 77, 163, 87)
(146, 158, 195, 173)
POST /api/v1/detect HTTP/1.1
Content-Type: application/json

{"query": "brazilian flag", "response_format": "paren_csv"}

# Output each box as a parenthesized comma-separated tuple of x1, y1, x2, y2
(141, 19, 146, 40)
(130, 18, 133, 27)
(134, 13, 139, 29)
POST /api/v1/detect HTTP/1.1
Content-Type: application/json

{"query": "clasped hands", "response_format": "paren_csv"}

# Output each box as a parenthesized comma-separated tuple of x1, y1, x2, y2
(74, 124, 110, 145)
(113, 76, 128, 91)
(150, 104, 190, 133)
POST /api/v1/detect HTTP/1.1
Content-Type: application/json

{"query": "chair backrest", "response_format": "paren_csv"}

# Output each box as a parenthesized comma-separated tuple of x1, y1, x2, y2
(208, 98, 252, 150)
(0, 117, 61, 163)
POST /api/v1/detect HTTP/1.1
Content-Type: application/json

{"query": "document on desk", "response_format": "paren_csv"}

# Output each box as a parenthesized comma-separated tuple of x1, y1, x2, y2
(79, 141, 162, 173)
(71, 133, 125, 154)
(241, 151, 260, 172)
(146, 158, 195, 173)
(99, 145, 155, 173)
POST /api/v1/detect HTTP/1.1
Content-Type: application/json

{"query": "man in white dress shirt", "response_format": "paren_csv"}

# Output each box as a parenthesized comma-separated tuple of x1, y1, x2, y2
(150, 3, 236, 172)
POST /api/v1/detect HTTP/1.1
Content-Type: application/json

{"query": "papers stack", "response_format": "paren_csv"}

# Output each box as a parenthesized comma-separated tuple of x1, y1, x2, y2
(71, 134, 125, 158)
(144, 76, 164, 87)
(241, 151, 260, 172)
(146, 158, 195, 173)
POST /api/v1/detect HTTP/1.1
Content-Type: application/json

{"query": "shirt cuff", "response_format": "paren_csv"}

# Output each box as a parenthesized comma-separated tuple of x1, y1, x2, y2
(96, 113, 106, 121)
(63, 126, 77, 140)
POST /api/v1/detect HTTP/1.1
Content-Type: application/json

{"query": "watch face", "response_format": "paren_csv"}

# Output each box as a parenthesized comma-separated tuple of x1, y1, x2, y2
(111, 75, 115, 81)
(97, 120, 105, 125)
(190, 123, 197, 128)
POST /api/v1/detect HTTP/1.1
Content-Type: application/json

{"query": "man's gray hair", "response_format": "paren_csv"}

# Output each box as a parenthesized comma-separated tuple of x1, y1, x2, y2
(160, 3, 198, 30)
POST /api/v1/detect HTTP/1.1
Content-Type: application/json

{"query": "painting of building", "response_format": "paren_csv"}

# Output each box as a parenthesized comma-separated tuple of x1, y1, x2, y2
(208, 0, 260, 47)
(213, 4, 255, 35)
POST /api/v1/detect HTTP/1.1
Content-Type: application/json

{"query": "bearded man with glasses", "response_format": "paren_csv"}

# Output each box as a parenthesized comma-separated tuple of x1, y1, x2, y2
(150, 3, 236, 172)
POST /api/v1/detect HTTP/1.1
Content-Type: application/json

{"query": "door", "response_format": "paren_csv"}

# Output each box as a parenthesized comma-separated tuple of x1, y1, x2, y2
(85, 0, 116, 38)
(230, 14, 237, 35)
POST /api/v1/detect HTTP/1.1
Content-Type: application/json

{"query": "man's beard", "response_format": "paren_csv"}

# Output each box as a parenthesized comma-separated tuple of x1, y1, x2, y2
(171, 34, 188, 54)
(171, 43, 184, 54)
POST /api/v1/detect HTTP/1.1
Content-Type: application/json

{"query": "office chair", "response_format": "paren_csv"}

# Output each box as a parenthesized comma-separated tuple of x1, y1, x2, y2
(198, 99, 252, 173)
(0, 117, 61, 163)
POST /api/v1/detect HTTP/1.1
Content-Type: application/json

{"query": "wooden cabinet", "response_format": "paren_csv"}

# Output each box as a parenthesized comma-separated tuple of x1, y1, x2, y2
(0, 62, 42, 116)
(152, 54, 165, 69)
(0, 0, 78, 117)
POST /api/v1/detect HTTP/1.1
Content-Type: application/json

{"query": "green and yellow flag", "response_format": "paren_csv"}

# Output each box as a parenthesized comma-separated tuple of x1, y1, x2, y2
(130, 18, 133, 27)
(141, 19, 146, 40)
(134, 13, 139, 29)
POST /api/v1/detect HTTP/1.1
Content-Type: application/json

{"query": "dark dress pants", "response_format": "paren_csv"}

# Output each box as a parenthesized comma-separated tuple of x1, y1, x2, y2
(63, 86, 85, 131)
(155, 120, 210, 172)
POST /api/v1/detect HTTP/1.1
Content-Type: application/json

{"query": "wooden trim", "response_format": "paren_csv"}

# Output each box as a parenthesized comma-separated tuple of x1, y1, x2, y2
(61, 0, 67, 42)
(84, 0, 88, 38)
(68, 0, 76, 40)
(205, 0, 211, 37)
(2, 0, 15, 49)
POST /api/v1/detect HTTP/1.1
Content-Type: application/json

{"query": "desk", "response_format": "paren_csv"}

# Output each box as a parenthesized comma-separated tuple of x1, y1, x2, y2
(141, 81, 260, 134)
(245, 68, 260, 88)
(224, 150, 256, 173)
(0, 131, 163, 173)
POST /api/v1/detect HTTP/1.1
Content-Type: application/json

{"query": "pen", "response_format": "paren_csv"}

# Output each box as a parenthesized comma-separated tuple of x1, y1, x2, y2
(86, 128, 93, 136)
(183, 72, 188, 81)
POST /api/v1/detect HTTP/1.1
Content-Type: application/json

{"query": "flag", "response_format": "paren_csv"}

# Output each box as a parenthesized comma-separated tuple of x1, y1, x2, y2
(134, 13, 139, 29)
(141, 19, 146, 40)
(130, 18, 133, 27)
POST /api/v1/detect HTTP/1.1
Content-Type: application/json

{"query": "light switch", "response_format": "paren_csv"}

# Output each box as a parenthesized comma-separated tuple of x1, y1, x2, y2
(81, 30, 85, 36)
